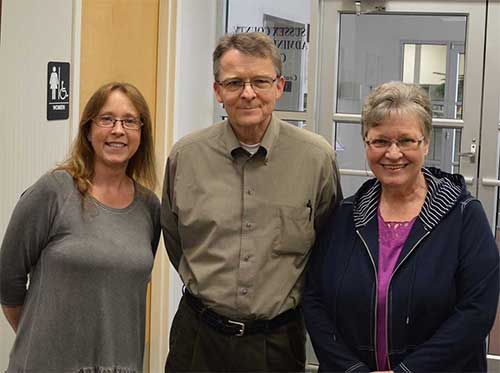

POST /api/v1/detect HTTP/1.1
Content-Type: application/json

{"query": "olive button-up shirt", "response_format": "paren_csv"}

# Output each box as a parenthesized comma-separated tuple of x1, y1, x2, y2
(162, 117, 342, 319)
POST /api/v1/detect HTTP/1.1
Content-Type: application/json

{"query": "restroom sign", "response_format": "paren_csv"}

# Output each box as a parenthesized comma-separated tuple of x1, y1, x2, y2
(47, 62, 70, 120)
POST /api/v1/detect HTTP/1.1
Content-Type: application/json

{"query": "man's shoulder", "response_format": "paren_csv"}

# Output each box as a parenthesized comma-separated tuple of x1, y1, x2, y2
(277, 119, 334, 157)
(170, 121, 226, 155)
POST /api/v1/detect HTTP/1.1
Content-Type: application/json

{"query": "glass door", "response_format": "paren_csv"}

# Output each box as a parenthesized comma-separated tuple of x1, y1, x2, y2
(317, 1, 486, 195)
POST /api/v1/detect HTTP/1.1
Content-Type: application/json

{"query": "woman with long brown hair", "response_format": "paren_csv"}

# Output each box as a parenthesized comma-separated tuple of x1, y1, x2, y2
(0, 82, 160, 372)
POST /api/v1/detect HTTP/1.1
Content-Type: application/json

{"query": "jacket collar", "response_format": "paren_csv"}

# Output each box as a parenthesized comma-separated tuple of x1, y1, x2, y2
(353, 167, 465, 231)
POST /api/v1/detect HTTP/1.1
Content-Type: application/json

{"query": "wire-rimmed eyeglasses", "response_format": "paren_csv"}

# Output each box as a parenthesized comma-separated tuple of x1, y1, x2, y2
(93, 115, 143, 130)
(216, 76, 278, 93)
(364, 137, 425, 151)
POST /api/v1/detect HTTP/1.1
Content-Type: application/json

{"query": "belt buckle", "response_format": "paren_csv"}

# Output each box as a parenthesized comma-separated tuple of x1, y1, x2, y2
(227, 319, 245, 336)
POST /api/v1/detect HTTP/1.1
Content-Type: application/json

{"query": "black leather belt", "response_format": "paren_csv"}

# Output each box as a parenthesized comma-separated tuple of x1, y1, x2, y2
(183, 290, 300, 337)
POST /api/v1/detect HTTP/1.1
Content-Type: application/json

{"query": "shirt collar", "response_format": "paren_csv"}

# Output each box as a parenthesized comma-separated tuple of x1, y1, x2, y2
(222, 120, 242, 155)
(224, 116, 280, 162)
(260, 115, 279, 161)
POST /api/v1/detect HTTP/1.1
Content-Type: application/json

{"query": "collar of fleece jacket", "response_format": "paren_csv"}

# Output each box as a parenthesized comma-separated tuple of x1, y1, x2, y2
(352, 167, 466, 231)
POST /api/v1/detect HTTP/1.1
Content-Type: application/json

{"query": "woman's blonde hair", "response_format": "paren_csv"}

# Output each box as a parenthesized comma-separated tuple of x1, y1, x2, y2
(362, 81, 432, 140)
(58, 82, 157, 196)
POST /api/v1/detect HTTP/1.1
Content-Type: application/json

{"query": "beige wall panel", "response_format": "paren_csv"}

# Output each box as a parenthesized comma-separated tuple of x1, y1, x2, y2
(80, 0, 159, 121)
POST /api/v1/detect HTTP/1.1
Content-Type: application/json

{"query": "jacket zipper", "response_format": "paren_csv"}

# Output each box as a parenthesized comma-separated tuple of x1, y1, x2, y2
(384, 231, 430, 370)
(356, 230, 379, 371)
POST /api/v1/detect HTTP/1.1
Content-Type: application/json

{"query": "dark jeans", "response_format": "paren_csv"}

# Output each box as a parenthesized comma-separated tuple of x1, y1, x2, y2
(165, 295, 306, 372)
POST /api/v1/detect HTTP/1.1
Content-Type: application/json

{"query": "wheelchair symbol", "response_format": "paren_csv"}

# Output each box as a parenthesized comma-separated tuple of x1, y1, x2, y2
(58, 81, 68, 100)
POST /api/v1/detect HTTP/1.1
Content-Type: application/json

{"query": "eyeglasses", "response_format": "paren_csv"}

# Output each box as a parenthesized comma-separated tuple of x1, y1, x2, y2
(93, 115, 143, 130)
(365, 137, 425, 151)
(217, 76, 278, 93)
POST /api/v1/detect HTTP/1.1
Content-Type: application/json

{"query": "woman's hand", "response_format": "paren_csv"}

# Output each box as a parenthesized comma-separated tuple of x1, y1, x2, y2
(2, 305, 22, 332)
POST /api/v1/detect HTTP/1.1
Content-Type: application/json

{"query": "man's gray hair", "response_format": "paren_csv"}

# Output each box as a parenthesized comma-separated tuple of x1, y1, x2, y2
(213, 32, 282, 81)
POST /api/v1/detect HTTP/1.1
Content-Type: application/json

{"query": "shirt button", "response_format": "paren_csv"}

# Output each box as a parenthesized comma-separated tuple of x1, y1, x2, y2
(243, 255, 250, 262)
(240, 288, 248, 295)
(247, 189, 253, 195)
(245, 222, 252, 229)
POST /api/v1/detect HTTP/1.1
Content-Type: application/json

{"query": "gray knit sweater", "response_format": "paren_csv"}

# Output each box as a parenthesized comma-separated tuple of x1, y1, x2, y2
(0, 170, 160, 373)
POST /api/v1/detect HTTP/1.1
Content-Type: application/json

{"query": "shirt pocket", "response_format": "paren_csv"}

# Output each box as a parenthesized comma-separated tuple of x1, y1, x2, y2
(272, 205, 315, 256)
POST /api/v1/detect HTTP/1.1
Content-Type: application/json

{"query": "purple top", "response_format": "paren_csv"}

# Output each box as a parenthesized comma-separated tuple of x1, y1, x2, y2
(376, 209, 416, 370)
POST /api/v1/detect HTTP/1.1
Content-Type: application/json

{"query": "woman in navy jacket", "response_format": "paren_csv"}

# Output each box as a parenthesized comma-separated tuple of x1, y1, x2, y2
(303, 81, 499, 373)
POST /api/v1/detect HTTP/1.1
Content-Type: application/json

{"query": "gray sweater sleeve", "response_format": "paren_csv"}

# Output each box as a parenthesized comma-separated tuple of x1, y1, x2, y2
(0, 172, 60, 305)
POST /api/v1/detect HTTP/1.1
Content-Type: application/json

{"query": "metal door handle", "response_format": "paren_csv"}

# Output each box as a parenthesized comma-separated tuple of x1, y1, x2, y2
(458, 151, 476, 158)
(481, 178, 500, 187)
(458, 142, 477, 159)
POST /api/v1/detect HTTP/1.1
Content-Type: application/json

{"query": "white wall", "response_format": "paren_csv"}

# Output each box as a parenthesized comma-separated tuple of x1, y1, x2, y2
(0, 0, 77, 368)
(168, 0, 218, 328)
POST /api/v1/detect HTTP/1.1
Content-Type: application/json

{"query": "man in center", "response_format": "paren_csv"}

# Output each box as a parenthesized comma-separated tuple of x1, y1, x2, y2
(162, 32, 342, 372)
